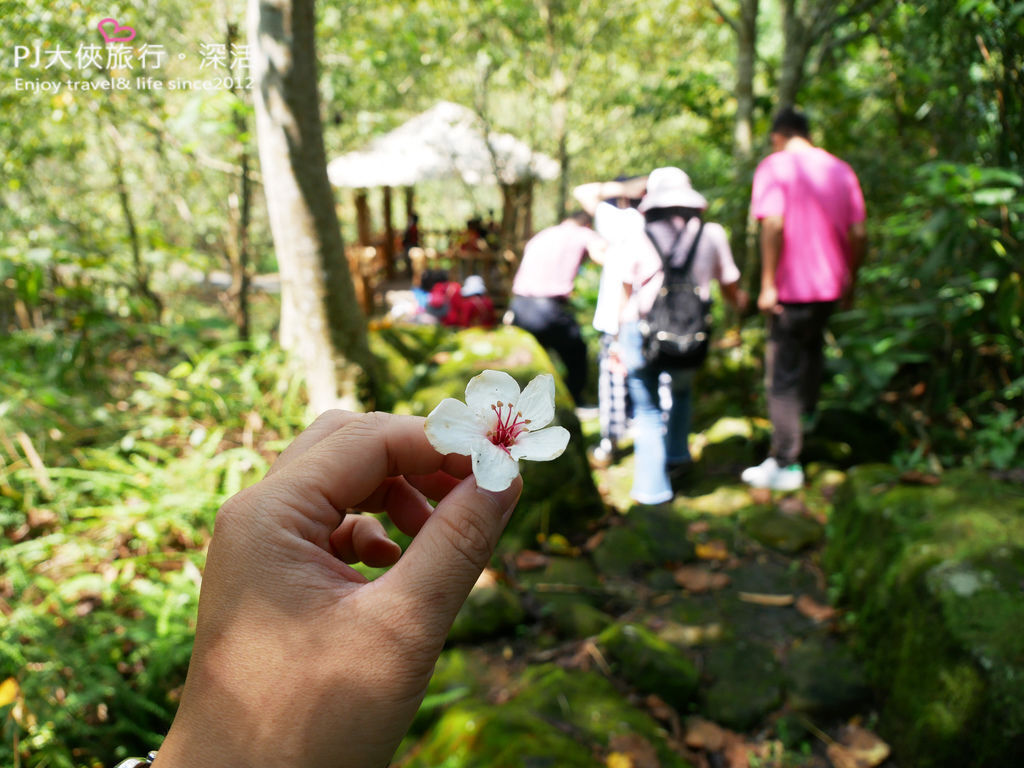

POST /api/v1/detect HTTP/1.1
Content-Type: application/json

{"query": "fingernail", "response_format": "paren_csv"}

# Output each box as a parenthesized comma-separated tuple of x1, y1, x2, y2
(475, 479, 522, 524)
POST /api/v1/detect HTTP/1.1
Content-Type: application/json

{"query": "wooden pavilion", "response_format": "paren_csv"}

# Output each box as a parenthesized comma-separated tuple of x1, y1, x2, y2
(327, 102, 558, 311)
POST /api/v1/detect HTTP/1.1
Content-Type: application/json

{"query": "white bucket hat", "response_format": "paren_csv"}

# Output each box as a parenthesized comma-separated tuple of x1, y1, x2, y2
(462, 275, 487, 296)
(638, 166, 708, 212)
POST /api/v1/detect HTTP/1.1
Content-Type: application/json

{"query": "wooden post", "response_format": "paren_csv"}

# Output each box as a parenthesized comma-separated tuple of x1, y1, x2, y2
(354, 188, 372, 245)
(522, 179, 534, 241)
(403, 186, 415, 221)
(382, 185, 396, 281)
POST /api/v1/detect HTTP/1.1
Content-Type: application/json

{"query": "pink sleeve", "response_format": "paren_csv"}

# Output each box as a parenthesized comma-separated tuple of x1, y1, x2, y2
(847, 166, 866, 223)
(709, 224, 741, 286)
(750, 158, 785, 219)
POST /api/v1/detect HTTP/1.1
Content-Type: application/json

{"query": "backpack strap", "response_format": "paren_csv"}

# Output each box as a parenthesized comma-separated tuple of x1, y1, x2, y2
(644, 219, 706, 278)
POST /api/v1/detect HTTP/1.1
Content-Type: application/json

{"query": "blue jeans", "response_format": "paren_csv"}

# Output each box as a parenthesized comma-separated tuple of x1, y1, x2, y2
(620, 322, 695, 504)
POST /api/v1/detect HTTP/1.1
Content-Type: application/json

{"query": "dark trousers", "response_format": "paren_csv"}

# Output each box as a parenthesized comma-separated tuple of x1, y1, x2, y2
(510, 295, 587, 405)
(766, 301, 835, 465)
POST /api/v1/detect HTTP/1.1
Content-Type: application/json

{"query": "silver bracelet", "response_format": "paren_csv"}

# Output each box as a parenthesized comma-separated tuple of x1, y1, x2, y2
(114, 751, 158, 767)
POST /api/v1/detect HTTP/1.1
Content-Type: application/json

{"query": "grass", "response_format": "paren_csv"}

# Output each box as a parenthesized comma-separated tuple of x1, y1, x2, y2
(1, 297, 308, 767)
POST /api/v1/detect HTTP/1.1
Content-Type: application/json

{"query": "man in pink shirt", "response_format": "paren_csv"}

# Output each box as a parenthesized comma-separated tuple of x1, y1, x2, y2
(742, 106, 867, 491)
(510, 212, 606, 405)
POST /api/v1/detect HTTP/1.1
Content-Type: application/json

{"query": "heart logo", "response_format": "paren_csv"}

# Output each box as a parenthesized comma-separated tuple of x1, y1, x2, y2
(97, 18, 136, 43)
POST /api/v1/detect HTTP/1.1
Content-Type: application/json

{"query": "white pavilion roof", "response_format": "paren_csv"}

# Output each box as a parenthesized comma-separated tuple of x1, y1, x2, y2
(327, 101, 559, 188)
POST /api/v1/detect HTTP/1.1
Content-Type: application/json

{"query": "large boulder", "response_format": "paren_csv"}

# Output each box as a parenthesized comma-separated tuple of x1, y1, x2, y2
(825, 465, 1024, 767)
(401, 664, 694, 767)
(597, 622, 700, 711)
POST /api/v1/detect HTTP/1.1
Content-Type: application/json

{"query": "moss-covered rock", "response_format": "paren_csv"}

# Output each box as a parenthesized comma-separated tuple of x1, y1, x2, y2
(591, 505, 697, 579)
(591, 525, 656, 578)
(395, 326, 605, 554)
(701, 641, 783, 730)
(402, 665, 695, 768)
(369, 324, 455, 410)
(825, 465, 1024, 767)
(448, 580, 525, 644)
(628, 503, 698, 565)
(510, 665, 694, 767)
(783, 634, 871, 717)
(743, 509, 823, 553)
(517, 556, 614, 637)
(597, 622, 700, 711)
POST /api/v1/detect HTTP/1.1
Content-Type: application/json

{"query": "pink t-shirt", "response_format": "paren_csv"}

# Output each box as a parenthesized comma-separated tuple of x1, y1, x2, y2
(512, 220, 605, 298)
(751, 146, 866, 303)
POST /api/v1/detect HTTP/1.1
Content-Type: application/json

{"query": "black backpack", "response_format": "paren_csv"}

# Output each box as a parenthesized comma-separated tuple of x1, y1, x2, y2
(638, 220, 711, 369)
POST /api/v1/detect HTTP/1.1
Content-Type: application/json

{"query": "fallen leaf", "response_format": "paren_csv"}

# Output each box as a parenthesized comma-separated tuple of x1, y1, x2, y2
(606, 753, 633, 768)
(514, 550, 548, 571)
(687, 520, 711, 536)
(472, 568, 498, 589)
(673, 565, 731, 593)
(722, 733, 752, 768)
(0, 677, 18, 708)
(795, 594, 837, 623)
(644, 694, 677, 724)
(737, 591, 795, 606)
(777, 496, 809, 516)
(827, 724, 891, 768)
(898, 470, 941, 486)
(658, 622, 724, 646)
(26, 508, 58, 529)
(684, 717, 728, 752)
(608, 734, 660, 768)
(695, 540, 730, 561)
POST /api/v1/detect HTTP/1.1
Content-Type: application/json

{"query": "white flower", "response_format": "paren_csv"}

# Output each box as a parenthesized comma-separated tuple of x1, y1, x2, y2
(424, 370, 571, 492)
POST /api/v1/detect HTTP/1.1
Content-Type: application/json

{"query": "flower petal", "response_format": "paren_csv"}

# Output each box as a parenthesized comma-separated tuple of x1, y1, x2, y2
(465, 370, 521, 414)
(515, 373, 556, 428)
(424, 398, 483, 455)
(509, 425, 570, 462)
(471, 439, 521, 492)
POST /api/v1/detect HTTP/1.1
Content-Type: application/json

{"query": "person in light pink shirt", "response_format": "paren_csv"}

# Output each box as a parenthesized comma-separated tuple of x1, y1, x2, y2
(742, 106, 867, 492)
(510, 212, 606, 405)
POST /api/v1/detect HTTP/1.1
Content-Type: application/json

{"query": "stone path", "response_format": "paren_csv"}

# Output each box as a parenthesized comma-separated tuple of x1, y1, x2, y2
(395, 408, 888, 768)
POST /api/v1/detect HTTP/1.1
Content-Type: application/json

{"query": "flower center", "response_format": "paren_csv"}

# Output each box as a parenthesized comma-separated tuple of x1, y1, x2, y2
(488, 401, 529, 453)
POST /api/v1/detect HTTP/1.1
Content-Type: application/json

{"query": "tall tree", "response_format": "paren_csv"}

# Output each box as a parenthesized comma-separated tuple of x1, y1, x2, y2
(776, 0, 890, 107)
(712, 0, 759, 164)
(248, 0, 377, 413)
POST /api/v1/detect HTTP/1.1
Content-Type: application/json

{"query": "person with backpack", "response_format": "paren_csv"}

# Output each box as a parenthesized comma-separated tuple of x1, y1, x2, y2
(617, 167, 748, 504)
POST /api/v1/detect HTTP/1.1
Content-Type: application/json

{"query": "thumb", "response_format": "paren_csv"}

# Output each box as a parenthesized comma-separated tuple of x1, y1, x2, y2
(385, 474, 522, 627)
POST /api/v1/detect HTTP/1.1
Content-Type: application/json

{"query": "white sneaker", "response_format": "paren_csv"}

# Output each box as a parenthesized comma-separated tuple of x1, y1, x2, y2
(741, 457, 804, 491)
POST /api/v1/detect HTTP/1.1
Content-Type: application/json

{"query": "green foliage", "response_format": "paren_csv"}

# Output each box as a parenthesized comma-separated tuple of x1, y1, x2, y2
(0, 317, 307, 767)
(827, 161, 1024, 467)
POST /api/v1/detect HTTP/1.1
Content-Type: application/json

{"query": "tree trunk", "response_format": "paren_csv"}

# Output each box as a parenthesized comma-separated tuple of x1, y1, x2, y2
(381, 185, 396, 281)
(551, 71, 570, 221)
(734, 0, 758, 162)
(713, 0, 761, 291)
(227, 20, 252, 341)
(248, 0, 376, 414)
(737, 0, 760, 298)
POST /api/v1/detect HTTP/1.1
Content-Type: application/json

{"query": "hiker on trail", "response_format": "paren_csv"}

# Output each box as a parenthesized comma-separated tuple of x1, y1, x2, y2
(572, 175, 648, 467)
(741, 106, 867, 492)
(509, 212, 607, 406)
(451, 274, 496, 328)
(618, 167, 748, 505)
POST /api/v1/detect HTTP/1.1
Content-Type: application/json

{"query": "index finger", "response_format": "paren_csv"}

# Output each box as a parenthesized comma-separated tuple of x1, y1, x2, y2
(268, 411, 471, 528)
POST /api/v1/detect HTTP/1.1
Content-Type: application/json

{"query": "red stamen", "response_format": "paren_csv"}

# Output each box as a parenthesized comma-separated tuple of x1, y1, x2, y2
(488, 402, 527, 453)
